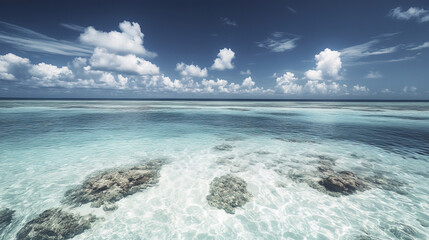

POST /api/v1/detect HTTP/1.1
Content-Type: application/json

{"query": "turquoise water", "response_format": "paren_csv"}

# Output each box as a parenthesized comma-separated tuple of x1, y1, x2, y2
(0, 100, 428, 239)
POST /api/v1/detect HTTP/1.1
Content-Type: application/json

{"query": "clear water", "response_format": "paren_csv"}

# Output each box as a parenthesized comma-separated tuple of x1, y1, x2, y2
(0, 100, 428, 240)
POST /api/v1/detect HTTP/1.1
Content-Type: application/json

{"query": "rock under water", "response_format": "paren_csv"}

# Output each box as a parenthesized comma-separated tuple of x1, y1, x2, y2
(214, 144, 233, 151)
(63, 160, 163, 210)
(319, 171, 370, 195)
(206, 174, 252, 214)
(16, 208, 96, 240)
(0, 208, 15, 230)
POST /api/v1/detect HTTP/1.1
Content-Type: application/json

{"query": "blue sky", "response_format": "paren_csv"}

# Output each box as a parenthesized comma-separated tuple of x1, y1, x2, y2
(0, 0, 428, 99)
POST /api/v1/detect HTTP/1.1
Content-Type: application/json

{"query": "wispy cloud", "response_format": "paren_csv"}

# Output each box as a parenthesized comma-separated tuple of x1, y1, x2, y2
(220, 17, 237, 27)
(389, 7, 429, 23)
(341, 40, 398, 59)
(287, 6, 296, 14)
(61, 23, 85, 32)
(0, 21, 92, 56)
(409, 41, 429, 50)
(346, 56, 416, 66)
(257, 32, 299, 52)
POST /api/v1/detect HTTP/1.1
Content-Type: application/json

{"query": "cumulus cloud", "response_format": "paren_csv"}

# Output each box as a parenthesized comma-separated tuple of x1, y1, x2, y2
(241, 76, 255, 88)
(201, 79, 229, 93)
(365, 71, 382, 79)
(80, 21, 156, 57)
(389, 7, 429, 23)
(275, 71, 347, 95)
(409, 41, 429, 50)
(175, 62, 208, 77)
(89, 48, 159, 75)
(353, 84, 369, 93)
(304, 80, 345, 94)
(275, 72, 302, 94)
(258, 32, 299, 52)
(0, 52, 271, 95)
(30, 63, 73, 83)
(211, 48, 235, 70)
(0, 52, 138, 89)
(0, 53, 31, 80)
(305, 48, 342, 80)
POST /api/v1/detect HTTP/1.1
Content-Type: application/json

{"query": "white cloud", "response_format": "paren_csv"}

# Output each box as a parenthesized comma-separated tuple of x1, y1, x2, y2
(221, 17, 237, 27)
(240, 69, 251, 75)
(241, 76, 255, 88)
(80, 21, 156, 57)
(409, 41, 429, 50)
(175, 62, 208, 77)
(89, 48, 159, 75)
(202, 79, 229, 93)
(30, 63, 73, 82)
(403, 86, 417, 93)
(211, 48, 235, 70)
(304, 80, 345, 94)
(258, 32, 299, 52)
(353, 84, 369, 93)
(304, 70, 323, 81)
(0, 52, 139, 89)
(365, 71, 382, 79)
(305, 48, 342, 80)
(275, 72, 302, 94)
(389, 7, 429, 23)
(0, 53, 31, 80)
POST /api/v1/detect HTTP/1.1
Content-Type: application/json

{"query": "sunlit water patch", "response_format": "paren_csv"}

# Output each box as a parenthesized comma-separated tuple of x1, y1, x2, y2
(0, 100, 428, 239)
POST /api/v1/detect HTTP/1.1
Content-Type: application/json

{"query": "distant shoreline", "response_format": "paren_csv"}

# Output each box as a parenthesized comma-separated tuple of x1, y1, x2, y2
(0, 98, 428, 102)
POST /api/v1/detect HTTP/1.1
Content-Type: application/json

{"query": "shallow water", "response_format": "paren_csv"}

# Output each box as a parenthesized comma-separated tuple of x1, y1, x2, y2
(0, 100, 428, 239)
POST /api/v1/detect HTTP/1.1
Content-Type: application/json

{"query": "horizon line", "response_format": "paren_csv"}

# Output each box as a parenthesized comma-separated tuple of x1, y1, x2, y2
(1, 97, 428, 102)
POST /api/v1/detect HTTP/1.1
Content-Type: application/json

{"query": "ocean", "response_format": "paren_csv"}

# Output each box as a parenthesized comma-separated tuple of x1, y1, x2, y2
(0, 100, 428, 239)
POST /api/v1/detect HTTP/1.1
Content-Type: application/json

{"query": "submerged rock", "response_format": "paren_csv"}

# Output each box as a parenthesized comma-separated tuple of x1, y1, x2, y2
(387, 223, 419, 240)
(214, 144, 233, 151)
(206, 174, 252, 214)
(0, 208, 15, 230)
(319, 171, 370, 195)
(64, 160, 163, 210)
(365, 174, 407, 195)
(16, 208, 96, 240)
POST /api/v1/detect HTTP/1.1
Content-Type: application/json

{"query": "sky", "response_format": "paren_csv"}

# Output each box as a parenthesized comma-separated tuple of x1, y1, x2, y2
(0, 0, 428, 99)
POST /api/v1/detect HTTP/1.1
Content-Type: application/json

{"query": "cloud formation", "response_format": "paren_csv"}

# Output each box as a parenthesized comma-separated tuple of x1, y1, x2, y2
(275, 72, 302, 94)
(176, 62, 208, 77)
(211, 48, 235, 70)
(409, 41, 429, 50)
(305, 48, 342, 80)
(258, 32, 299, 52)
(80, 21, 156, 57)
(389, 7, 429, 23)
(0, 21, 92, 56)
(341, 40, 397, 59)
(90, 48, 159, 75)
(353, 84, 369, 93)
(240, 69, 251, 75)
